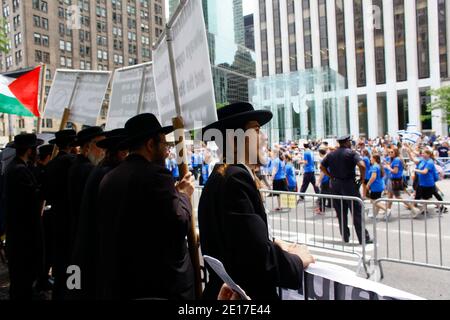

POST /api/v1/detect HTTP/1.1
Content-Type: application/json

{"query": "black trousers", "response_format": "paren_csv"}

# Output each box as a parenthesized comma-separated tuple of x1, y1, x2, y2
(300, 172, 320, 199)
(330, 179, 370, 244)
(318, 182, 332, 210)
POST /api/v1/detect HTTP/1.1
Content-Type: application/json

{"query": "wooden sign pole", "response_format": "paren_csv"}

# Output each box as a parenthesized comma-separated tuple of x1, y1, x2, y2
(167, 24, 202, 299)
(36, 63, 47, 134)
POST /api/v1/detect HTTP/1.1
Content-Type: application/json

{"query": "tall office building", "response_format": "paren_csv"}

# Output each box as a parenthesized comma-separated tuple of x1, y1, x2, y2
(255, 0, 450, 139)
(0, 0, 165, 137)
(169, 0, 256, 106)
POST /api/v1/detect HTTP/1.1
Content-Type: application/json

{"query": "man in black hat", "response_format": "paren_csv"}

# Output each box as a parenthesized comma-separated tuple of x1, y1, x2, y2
(320, 135, 372, 245)
(4, 134, 44, 299)
(70, 129, 128, 300)
(67, 127, 105, 253)
(31, 144, 55, 293)
(96, 114, 195, 300)
(41, 129, 77, 300)
(198, 102, 315, 300)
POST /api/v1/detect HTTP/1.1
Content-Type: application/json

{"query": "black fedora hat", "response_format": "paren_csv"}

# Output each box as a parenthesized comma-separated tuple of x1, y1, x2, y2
(12, 133, 44, 149)
(38, 144, 55, 157)
(202, 102, 273, 139)
(49, 129, 76, 145)
(96, 128, 128, 151)
(122, 113, 174, 148)
(74, 126, 105, 146)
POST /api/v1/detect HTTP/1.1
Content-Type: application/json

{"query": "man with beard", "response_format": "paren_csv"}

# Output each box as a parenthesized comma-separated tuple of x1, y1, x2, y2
(67, 127, 105, 254)
(4, 134, 44, 299)
(198, 103, 315, 300)
(42, 129, 77, 300)
(70, 129, 128, 300)
(96, 114, 195, 300)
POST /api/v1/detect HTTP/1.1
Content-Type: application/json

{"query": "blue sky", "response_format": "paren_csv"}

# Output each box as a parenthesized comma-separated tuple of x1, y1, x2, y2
(165, 0, 256, 19)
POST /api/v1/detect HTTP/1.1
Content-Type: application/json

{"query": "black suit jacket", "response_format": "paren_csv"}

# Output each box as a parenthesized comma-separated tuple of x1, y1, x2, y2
(67, 155, 95, 251)
(96, 154, 194, 300)
(70, 161, 118, 300)
(198, 164, 304, 300)
(4, 157, 43, 278)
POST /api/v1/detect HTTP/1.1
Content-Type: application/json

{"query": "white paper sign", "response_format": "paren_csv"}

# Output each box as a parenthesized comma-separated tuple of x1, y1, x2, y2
(153, 0, 217, 130)
(44, 70, 111, 126)
(106, 63, 159, 130)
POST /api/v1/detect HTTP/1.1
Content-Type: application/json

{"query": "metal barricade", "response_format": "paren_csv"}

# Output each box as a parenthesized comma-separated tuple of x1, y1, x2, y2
(193, 186, 371, 278)
(371, 198, 450, 280)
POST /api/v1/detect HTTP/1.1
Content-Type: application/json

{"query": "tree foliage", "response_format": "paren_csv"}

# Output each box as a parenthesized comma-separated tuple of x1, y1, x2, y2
(425, 87, 450, 123)
(0, 19, 10, 54)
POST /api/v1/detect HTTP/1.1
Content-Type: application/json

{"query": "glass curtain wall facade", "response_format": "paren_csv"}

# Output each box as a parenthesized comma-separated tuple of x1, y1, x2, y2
(249, 67, 348, 143)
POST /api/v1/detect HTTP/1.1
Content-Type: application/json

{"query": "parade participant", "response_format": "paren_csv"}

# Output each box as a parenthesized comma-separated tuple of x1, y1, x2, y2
(31, 144, 54, 185)
(70, 129, 128, 300)
(320, 135, 372, 245)
(67, 127, 105, 252)
(366, 154, 388, 218)
(299, 143, 320, 199)
(383, 147, 420, 219)
(96, 114, 195, 300)
(285, 154, 297, 192)
(315, 148, 331, 214)
(41, 129, 77, 300)
(199, 102, 315, 300)
(4, 134, 44, 299)
(169, 153, 180, 182)
(361, 149, 371, 199)
(272, 151, 287, 211)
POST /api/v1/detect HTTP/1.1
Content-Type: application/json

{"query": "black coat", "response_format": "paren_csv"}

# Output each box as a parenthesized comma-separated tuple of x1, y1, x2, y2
(67, 155, 95, 250)
(96, 154, 194, 300)
(41, 151, 76, 299)
(70, 161, 118, 300)
(198, 164, 304, 300)
(4, 157, 43, 298)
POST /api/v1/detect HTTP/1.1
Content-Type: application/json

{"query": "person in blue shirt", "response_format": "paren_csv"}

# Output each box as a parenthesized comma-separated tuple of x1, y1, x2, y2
(272, 151, 287, 211)
(299, 144, 320, 200)
(366, 154, 388, 219)
(361, 149, 371, 199)
(170, 155, 180, 182)
(285, 154, 297, 192)
(315, 148, 332, 214)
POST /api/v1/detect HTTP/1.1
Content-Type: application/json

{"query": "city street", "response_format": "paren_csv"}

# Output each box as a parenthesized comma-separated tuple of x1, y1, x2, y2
(193, 179, 450, 300)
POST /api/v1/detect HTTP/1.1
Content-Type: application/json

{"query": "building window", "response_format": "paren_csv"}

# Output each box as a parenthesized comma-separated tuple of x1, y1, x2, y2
(438, 0, 447, 78)
(354, 0, 366, 87)
(318, 0, 329, 67)
(335, 0, 347, 87)
(373, 0, 386, 84)
(416, 0, 430, 79)
(358, 95, 368, 137)
(394, 0, 407, 81)
(259, 0, 269, 76)
(303, 0, 313, 69)
(287, 0, 297, 72)
(272, 0, 283, 74)
(34, 33, 42, 45)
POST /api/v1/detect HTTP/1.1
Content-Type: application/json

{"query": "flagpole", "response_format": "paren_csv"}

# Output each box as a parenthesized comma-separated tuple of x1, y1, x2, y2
(166, 20, 203, 299)
(51, 73, 81, 159)
(136, 65, 146, 115)
(36, 63, 47, 134)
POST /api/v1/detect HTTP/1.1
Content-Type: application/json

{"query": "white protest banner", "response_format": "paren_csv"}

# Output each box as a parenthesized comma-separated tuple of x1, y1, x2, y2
(282, 262, 425, 301)
(44, 70, 111, 126)
(106, 63, 159, 130)
(153, 0, 217, 130)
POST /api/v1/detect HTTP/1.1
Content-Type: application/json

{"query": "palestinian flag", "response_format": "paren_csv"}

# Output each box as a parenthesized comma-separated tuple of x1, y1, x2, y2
(0, 66, 42, 117)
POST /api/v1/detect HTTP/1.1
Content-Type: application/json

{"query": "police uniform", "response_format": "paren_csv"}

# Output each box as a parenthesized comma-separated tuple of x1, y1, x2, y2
(321, 136, 371, 244)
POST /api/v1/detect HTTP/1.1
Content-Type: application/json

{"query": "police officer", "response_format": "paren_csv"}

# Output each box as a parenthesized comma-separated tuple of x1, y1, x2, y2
(320, 135, 372, 245)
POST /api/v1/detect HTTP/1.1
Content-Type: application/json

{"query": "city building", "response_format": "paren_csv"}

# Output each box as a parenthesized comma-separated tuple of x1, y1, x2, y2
(0, 0, 165, 138)
(255, 0, 450, 140)
(244, 14, 255, 50)
(170, 0, 256, 105)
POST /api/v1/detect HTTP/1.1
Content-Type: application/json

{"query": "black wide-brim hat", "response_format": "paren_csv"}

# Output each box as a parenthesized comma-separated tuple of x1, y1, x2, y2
(121, 113, 174, 148)
(49, 129, 77, 145)
(38, 144, 55, 157)
(74, 127, 105, 146)
(12, 134, 44, 149)
(202, 102, 273, 141)
(96, 128, 129, 151)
